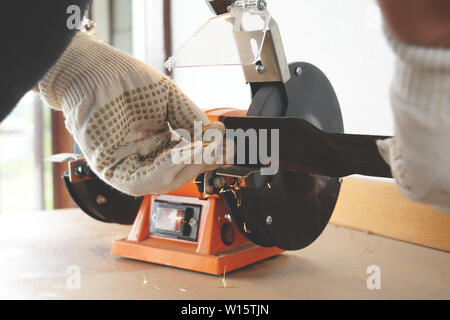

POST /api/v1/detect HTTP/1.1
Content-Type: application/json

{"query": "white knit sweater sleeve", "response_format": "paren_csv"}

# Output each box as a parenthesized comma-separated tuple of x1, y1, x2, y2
(376, 29, 450, 213)
(39, 32, 226, 196)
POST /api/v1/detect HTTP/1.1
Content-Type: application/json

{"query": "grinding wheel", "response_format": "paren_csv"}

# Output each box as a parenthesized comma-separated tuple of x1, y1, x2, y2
(221, 62, 344, 250)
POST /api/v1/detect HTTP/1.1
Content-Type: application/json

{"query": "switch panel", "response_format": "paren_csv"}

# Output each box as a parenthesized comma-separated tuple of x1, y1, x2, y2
(150, 200, 201, 242)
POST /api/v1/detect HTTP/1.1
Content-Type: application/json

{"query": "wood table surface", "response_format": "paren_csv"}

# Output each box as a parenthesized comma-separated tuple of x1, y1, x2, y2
(0, 209, 448, 300)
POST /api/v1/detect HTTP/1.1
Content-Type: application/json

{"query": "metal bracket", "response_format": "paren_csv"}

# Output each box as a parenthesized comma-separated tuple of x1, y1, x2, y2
(206, 0, 267, 15)
(240, 18, 290, 83)
(68, 158, 94, 183)
(204, 0, 290, 83)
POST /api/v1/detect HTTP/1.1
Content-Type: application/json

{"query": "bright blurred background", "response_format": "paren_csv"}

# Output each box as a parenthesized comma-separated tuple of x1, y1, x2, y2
(0, 0, 394, 214)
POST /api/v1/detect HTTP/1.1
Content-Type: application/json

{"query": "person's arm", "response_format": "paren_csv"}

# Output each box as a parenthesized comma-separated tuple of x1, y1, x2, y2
(38, 32, 229, 196)
(1, 1, 90, 122)
(376, 0, 450, 213)
(378, 0, 450, 47)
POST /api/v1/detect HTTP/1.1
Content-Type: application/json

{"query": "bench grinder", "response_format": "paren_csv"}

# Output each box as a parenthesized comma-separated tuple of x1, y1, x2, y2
(58, 0, 392, 274)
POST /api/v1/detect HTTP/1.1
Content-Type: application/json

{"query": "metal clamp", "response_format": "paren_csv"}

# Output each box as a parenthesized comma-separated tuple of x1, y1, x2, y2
(230, 0, 267, 11)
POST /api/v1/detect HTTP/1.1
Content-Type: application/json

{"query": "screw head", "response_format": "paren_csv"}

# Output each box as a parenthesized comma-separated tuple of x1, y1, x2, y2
(295, 66, 303, 76)
(256, 64, 266, 74)
(74, 166, 84, 176)
(189, 218, 198, 228)
(266, 215, 273, 225)
(258, 0, 267, 10)
(96, 195, 107, 205)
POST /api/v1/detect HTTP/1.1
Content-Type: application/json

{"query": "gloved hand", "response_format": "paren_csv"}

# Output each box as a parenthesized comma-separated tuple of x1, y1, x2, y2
(376, 28, 450, 213)
(39, 32, 230, 196)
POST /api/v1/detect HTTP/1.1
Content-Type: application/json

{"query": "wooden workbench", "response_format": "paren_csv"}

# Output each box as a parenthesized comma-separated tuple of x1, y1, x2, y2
(0, 209, 448, 300)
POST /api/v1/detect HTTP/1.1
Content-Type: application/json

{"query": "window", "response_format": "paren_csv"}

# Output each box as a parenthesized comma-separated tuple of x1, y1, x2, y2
(0, 94, 53, 213)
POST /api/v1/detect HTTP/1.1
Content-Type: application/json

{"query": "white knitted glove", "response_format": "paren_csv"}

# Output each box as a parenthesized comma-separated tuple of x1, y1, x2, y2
(377, 29, 450, 213)
(39, 32, 228, 196)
